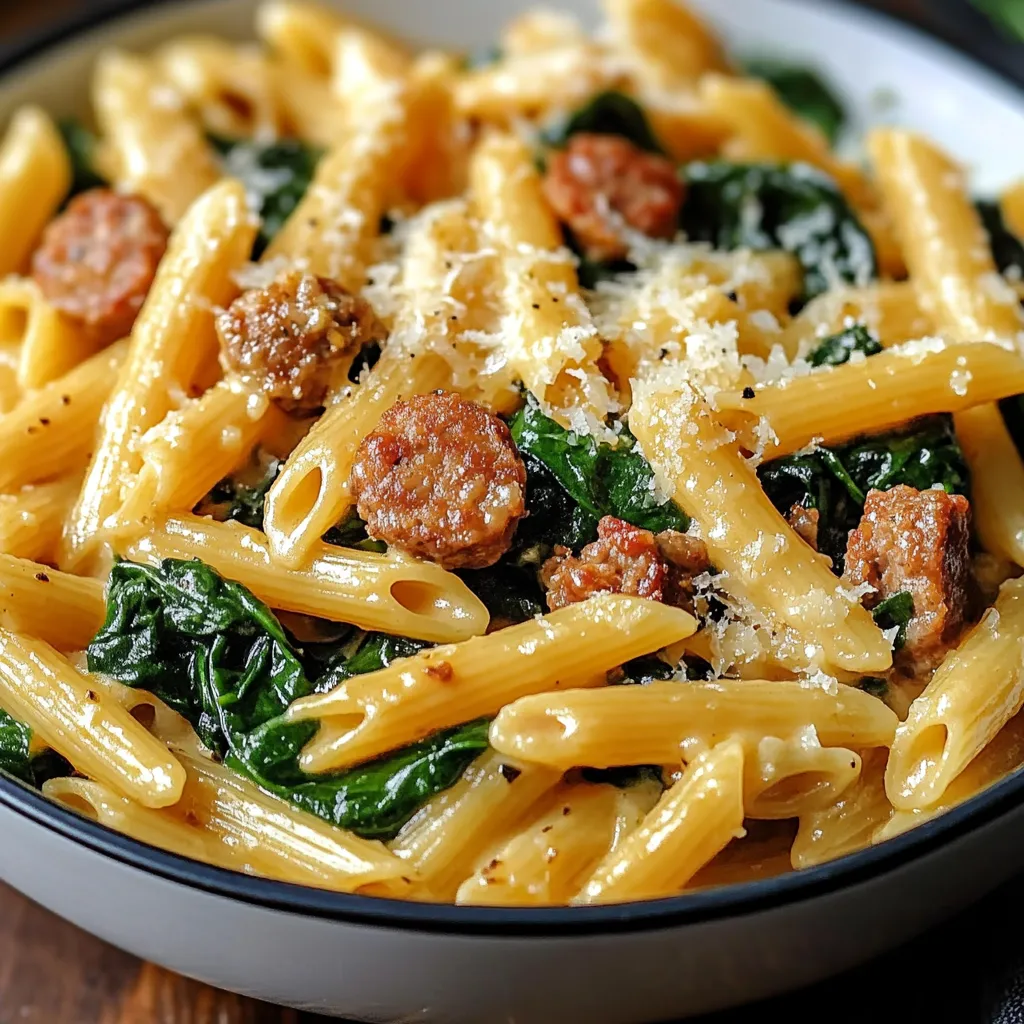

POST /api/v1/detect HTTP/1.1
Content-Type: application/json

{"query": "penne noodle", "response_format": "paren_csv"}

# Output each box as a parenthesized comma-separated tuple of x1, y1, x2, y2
(572, 739, 746, 904)
(716, 341, 1024, 460)
(390, 751, 561, 901)
(792, 748, 892, 868)
(0, 554, 106, 651)
(120, 512, 489, 644)
(456, 782, 624, 906)
(62, 180, 256, 569)
(0, 628, 184, 807)
(0, 338, 127, 494)
(489, 680, 896, 770)
(92, 51, 221, 225)
(469, 131, 614, 430)
(287, 595, 696, 773)
(886, 578, 1024, 811)
(0, 106, 70, 277)
(631, 378, 891, 675)
(0, 476, 82, 563)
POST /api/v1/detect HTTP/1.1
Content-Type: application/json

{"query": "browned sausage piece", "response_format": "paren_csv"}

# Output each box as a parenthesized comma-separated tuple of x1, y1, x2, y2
(786, 504, 820, 551)
(542, 133, 685, 262)
(542, 515, 667, 611)
(656, 529, 711, 614)
(31, 188, 168, 345)
(217, 270, 386, 413)
(350, 391, 527, 570)
(843, 485, 972, 667)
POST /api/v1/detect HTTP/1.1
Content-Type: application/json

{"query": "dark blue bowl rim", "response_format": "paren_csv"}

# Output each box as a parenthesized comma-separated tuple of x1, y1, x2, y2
(2, 0, 1024, 937)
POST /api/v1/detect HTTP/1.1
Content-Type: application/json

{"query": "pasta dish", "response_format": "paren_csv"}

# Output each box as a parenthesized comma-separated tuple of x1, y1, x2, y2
(0, 0, 1022, 906)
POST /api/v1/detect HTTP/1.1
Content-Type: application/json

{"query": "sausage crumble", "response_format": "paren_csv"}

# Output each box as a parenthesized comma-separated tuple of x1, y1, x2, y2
(350, 391, 527, 569)
(217, 270, 386, 413)
(542, 133, 684, 262)
(843, 485, 972, 667)
(31, 188, 168, 344)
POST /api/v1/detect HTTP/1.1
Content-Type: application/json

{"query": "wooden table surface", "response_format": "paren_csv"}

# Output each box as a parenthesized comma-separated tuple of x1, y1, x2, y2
(0, 1, 1020, 1022)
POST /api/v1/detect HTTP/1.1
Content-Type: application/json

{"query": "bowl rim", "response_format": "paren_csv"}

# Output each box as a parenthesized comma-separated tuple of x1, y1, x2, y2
(3, 0, 1024, 937)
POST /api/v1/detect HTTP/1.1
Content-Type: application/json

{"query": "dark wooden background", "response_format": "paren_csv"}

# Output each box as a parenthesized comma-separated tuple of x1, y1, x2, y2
(0, 1, 1021, 1022)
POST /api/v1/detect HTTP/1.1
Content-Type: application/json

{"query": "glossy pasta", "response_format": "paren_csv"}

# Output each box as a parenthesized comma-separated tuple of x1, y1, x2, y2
(0, 0, 1021, 908)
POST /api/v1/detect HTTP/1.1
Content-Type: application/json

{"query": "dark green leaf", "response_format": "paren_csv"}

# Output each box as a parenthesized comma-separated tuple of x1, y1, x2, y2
(758, 416, 969, 571)
(807, 324, 882, 368)
(209, 136, 322, 257)
(745, 59, 846, 144)
(0, 708, 34, 785)
(88, 558, 479, 838)
(872, 591, 914, 651)
(457, 564, 545, 625)
(510, 392, 689, 551)
(195, 451, 281, 530)
(57, 118, 107, 200)
(969, 0, 1024, 39)
(680, 161, 877, 304)
(541, 90, 665, 154)
(859, 676, 889, 699)
(320, 508, 387, 553)
(977, 199, 1024, 278)
(581, 764, 663, 788)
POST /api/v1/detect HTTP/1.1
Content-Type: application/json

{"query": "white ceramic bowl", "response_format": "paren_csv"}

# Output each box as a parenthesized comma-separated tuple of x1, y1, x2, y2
(4, 3, 1024, 1021)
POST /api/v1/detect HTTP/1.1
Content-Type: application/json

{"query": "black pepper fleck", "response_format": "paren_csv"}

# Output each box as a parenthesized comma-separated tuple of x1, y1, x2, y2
(34, 572, 49, 583)
(498, 763, 522, 784)
(742, 386, 756, 399)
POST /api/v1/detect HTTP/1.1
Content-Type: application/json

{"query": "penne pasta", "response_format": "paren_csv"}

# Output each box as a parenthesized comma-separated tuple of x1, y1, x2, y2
(62, 180, 257, 568)
(792, 748, 892, 868)
(287, 595, 696, 773)
(0, 554, 106, 651)
(0, 107, 70, 277)
(390, 751, 561, 901)
(716, 341, 1024, 460)
(0, 476, 82, 563)
(0, 339, 127, 494)
(886, 578, 1024, 811)
(0, 628, 184, 807)
(92, 51, 221, 225)
(488, 680, 896, 770)
(572, 739, 746, 904)
(120, 512, 489, 643)
(630, 378, 891, 674)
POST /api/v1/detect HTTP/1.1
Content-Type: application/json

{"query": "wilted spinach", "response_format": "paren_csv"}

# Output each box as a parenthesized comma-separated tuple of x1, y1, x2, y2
(0, 709, 72, 788)
(679, 160, 877, 303)
(541, 90, 665, 154)
(978, 199, 1024, 278)
(209, 136, 321, 257)
(87, 559, 484, 838)
(457, 564, 546, 625)
(57, 117, 107, 200)
(758, 416, 969, 571)
(807, 323, 882, 367)
(510, 393, 689, 550)
(745, 59, 846, 144)
(196, 452, 281, 530)
(872, 591, 914, 651)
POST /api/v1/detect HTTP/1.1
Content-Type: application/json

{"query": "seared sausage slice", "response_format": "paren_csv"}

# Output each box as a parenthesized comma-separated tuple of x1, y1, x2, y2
(350, 391, 527, 569)
(31, 188, 168, 344)
(542, 133, 684, 262)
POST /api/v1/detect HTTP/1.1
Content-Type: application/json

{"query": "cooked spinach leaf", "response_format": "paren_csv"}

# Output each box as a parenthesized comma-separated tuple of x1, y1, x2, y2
(745, 59, 846, 144)
(320, 508, 387, 553)
(312, 630, 431, 693)
(510, 392, 689, 551)
(679, 161, 877, 303)
(872, 591, 914, 651)
(57, 117, 107, 199)
(581, 764, 663, 788)
(87, 559, 478, 838)
(970, 0, 1024, 39)
(977, 199, 1024, 278)
(758, 416, 969, 571)
(457, 564, 545, 625)
(859, 676, 889, 699)
(209, 136, 321, 257)
(0, 708, 72, 787)
(197, 452, 281, 530)
(807, 323, 882, 367)
(541, 90, 665, 154)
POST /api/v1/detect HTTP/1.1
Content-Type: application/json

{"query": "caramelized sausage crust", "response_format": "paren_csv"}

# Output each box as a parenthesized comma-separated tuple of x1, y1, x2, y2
(351, 391, 527, 569)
